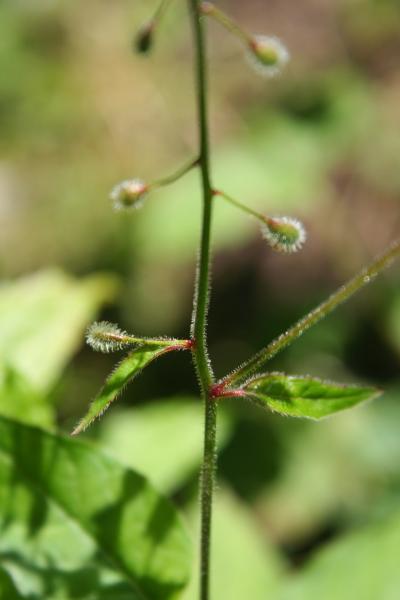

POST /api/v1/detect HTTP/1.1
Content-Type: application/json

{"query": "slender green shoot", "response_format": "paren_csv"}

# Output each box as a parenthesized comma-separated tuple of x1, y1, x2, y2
(221, 239, 400, 387)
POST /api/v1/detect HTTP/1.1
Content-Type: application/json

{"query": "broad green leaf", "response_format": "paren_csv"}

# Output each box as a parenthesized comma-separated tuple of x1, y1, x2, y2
(97, 398, 233, 493)
(0, 365, 54, 428)
(244, 373, 381, 419)
(280, 509, 400, 600)
(181, 489, 285, 600)
(73, 345, 172, 435)
(0, 416, 191, 600)
(0, 270, 118, 393)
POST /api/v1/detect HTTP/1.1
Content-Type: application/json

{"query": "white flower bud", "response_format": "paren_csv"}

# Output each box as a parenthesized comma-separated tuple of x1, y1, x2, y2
(248, 35, 290, 78)
(86, 321, 133, 353)
(110, 179, 148, 212)
(261, 216, 306, 253)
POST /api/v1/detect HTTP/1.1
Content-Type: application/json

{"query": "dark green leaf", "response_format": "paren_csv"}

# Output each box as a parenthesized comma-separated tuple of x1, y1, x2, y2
(73, 344, 172, 435)
(0, 567, 23, 599)
(243, 373, 381, 419)
(0, 416, 191, 600)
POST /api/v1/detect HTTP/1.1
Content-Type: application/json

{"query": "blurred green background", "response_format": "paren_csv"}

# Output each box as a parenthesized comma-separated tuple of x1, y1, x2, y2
(1, 0, 400, 597)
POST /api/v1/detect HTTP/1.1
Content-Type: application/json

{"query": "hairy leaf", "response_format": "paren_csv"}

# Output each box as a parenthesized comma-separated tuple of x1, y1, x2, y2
(0, 416, 191, 600)
(243, 373, 381, 419)
(73, 344, 173, 435)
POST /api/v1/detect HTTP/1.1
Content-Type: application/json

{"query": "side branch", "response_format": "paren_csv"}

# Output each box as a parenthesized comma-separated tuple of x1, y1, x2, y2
(222, 239, 400, 387)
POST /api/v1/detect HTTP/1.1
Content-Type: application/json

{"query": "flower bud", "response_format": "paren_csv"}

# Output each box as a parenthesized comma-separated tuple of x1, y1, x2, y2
(134, 22, 154, 54)
(86, 321, 133, 353)
(248, 35, 289, 77)
(261, 216, 306, 253)
(110, 179, 148, 212)
(200, 1, 214, 15)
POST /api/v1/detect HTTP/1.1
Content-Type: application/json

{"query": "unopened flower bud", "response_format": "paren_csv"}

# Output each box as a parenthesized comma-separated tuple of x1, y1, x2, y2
(248, 35, 289, 77)
(200, 1, 214, 15)
(86, 321, 134, 353)
(110, 179, 148, 212)
(261, 216, 306, 253)
(135, 21, 154, 54)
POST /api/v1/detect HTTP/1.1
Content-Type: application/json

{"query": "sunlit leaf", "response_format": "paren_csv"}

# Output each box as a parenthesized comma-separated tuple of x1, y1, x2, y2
(182, 489, 285, 600)
(72, 345, 174, 435)
(97, 399, 233, 493)
(280, 509, 400, 600)
(0, 270, 118, 393)
(243, 373, 381, 419)
(0, 365, 54, 428)
(0, 416, 191, 600)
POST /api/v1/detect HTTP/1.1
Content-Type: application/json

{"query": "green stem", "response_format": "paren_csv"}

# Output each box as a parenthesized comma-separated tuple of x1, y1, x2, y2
(150, 157, 199, 190)
(201, 2, 252, 45)
(153, 0, 174, 25)
(215, 189, 266, 221)
(222, 238, 400, 387)
(188, 2, 216, 600)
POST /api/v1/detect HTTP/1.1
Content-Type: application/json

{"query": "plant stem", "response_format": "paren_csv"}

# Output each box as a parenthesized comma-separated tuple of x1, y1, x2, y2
(188, 2, 216, 599)
(222, 238, 400, 387)
(215, 189, 266, 221)
(201, 2, 252, 45)
(151, 157, 199, 190)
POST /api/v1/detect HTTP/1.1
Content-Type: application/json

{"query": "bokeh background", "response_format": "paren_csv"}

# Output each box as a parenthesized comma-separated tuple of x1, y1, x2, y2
(1, 0, 400, 597)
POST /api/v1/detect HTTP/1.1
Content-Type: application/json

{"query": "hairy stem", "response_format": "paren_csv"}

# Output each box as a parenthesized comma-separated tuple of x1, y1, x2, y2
(188, 2, 216, 600)
(222, 238, 400, 387)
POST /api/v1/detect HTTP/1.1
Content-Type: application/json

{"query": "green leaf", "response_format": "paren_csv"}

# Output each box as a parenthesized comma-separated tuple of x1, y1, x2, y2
(97, 398, 233, 493)
(256, 386, 400, 545)
(280, 510, 400, 600)
(0, 365, 54, 429)
(0, 269, 118, 393)
(243, 373, 381, 419)
(0, 567, 23, 599)
(73, 345, 173, 435)
(181, 489, 285, 600)
(0, 416, 191, 600)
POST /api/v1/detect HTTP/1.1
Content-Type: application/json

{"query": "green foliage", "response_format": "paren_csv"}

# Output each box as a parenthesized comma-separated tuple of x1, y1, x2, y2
(280, 509, 400, 600)
(0, 416, 191, 600)
(243, 373, 381, 419)
(73, 344, 176, 435)
(0, 567, 23, 599)
(182, 489, 285, 600)
(256, 387, 400, 544)
(0, 366, 54, 429)
(97, 399, 233, 493)
(0, 270, 118, 394)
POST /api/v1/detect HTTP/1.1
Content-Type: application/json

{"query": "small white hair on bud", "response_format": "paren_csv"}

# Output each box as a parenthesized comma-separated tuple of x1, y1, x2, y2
(261, 216, 306, 254)
(110, 179, 148, 212)
(86, 321, 132, 353)
(248, 35, 290, 78)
